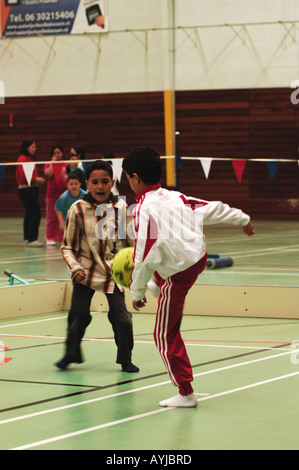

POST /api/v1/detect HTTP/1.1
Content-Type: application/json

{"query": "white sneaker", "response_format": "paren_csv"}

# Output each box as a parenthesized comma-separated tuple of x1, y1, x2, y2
(159, 393, 198, 408)
(26, 240, 44, 247)
(147, 279, 160, 298)
(46, 240, 56, 246)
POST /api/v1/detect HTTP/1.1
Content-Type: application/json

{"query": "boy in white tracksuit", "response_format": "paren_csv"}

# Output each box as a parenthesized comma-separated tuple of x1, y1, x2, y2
(122, 146, 255, 408)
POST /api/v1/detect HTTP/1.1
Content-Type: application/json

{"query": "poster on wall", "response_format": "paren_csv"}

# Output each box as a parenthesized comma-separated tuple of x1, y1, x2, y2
(0, 0, 108, 38)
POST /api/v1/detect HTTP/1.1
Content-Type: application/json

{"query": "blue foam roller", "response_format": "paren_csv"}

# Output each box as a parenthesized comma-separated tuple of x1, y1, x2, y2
(206, 257, 233, 269)
(207, 254, 220, 259)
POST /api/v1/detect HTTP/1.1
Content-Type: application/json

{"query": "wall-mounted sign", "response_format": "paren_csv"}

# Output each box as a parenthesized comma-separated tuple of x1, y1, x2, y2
(0, 0, 108, 38)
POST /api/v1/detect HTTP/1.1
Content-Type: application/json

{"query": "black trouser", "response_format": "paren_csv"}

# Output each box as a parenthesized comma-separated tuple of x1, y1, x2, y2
(18, 187, 41, 242)
(64, 282, 134, 365)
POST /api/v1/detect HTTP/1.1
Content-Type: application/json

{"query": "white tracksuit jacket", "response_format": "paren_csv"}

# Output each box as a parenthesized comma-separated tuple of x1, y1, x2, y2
(130, 183, 250, 301)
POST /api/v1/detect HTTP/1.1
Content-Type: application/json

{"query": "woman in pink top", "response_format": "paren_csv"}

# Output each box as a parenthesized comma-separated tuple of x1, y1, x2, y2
(44, 146, 68, 245)
(16, 139, 45, 247)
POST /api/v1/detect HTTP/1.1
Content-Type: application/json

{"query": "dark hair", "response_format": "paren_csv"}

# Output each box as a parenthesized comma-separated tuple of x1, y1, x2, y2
(19, 139, 35, 157)
(85, 160, 113, 180)
(122, 146, 162, 184)
(50, 145, 64, 159)
(71, 145, 85, 160)
(103, 152, 115, 159)
(67, 173, 80, 182)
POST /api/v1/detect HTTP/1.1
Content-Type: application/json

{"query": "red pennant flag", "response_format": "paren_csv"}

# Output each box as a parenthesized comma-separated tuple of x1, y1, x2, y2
(0, 344, 12, 365)
(0, 357, 13, 365)
(232, 159, 247, 184)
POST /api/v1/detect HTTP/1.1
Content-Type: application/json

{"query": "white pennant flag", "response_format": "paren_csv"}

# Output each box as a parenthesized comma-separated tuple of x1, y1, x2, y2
(112, 158, 123, 182)
(22, 162, 35, 186)
(200, 158, 212, 179)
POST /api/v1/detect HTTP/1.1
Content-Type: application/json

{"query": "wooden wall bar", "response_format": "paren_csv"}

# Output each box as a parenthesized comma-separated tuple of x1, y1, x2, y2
(0, 88, 298, 218)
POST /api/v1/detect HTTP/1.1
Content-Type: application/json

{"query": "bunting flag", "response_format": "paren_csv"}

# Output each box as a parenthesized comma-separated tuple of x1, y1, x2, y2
(0, 158, 295, 191)
(176, 154, 183, 170)
(267, 161, 279, 183)
(112, 159, 123, 182)
(232, 159, 247, 184)
(0, 165, 5, 187)
(22, 162, 35, 186)
(81, 160, 124, 182)
(82, 160, 93, 174)
(0, 344, 12, 365)
(200, 158, 212, 179)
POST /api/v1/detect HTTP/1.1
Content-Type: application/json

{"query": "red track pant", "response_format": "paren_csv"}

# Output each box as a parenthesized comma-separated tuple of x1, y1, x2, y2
(153, 254, 207, 396)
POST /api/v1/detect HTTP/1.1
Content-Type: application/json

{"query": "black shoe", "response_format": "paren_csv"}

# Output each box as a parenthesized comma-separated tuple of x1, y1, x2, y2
(55, 355, 83, 370)
(55, 358, 71, 370)
(121, 363, 139, 373)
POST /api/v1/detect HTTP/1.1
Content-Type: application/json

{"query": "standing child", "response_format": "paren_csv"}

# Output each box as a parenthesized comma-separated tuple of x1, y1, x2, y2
(66, 146, 87, 190)
(16, 139, 45, 247)
(122, 146, 255, 407)
(44, 146, 68, 245)
(55, 173, 87, 233)
(55, 160, 138, 373)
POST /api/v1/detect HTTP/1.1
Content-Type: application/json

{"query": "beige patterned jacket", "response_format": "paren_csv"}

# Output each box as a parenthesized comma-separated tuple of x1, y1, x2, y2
(61, 193, 133, 293)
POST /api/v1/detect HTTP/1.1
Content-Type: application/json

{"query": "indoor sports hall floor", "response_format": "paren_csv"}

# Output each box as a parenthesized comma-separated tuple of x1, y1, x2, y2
(0, 218, 299, 450)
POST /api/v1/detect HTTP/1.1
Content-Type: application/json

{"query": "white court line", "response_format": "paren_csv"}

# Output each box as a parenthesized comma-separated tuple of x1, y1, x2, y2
(206, 230, 299, 245)
(233, 266, 299, 272)
(1, 379, 175, 426)
(0, 332, 293, 352)
(0, 255, 62, 265)
(137, 339, 293, 352)
(0, 316, 67, 329)
(224, 243, 299, 254)
(0, 334, 116, 343)
(0, 349, 295, 428)
(224, 244, 299, 259)
(11, 408, 174, 450)
(10, 370, 299, 450)
(205, 270, 299, 277)
(184, 342, 292, 352)
(0, 243, 29, 247)
(232, 250, 299, 260)
(196, 371, 299, 403)
(0, 253, 61, 262)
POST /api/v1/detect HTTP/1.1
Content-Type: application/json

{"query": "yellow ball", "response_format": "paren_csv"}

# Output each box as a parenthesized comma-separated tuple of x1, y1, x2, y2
(111, 247, 134, 287)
